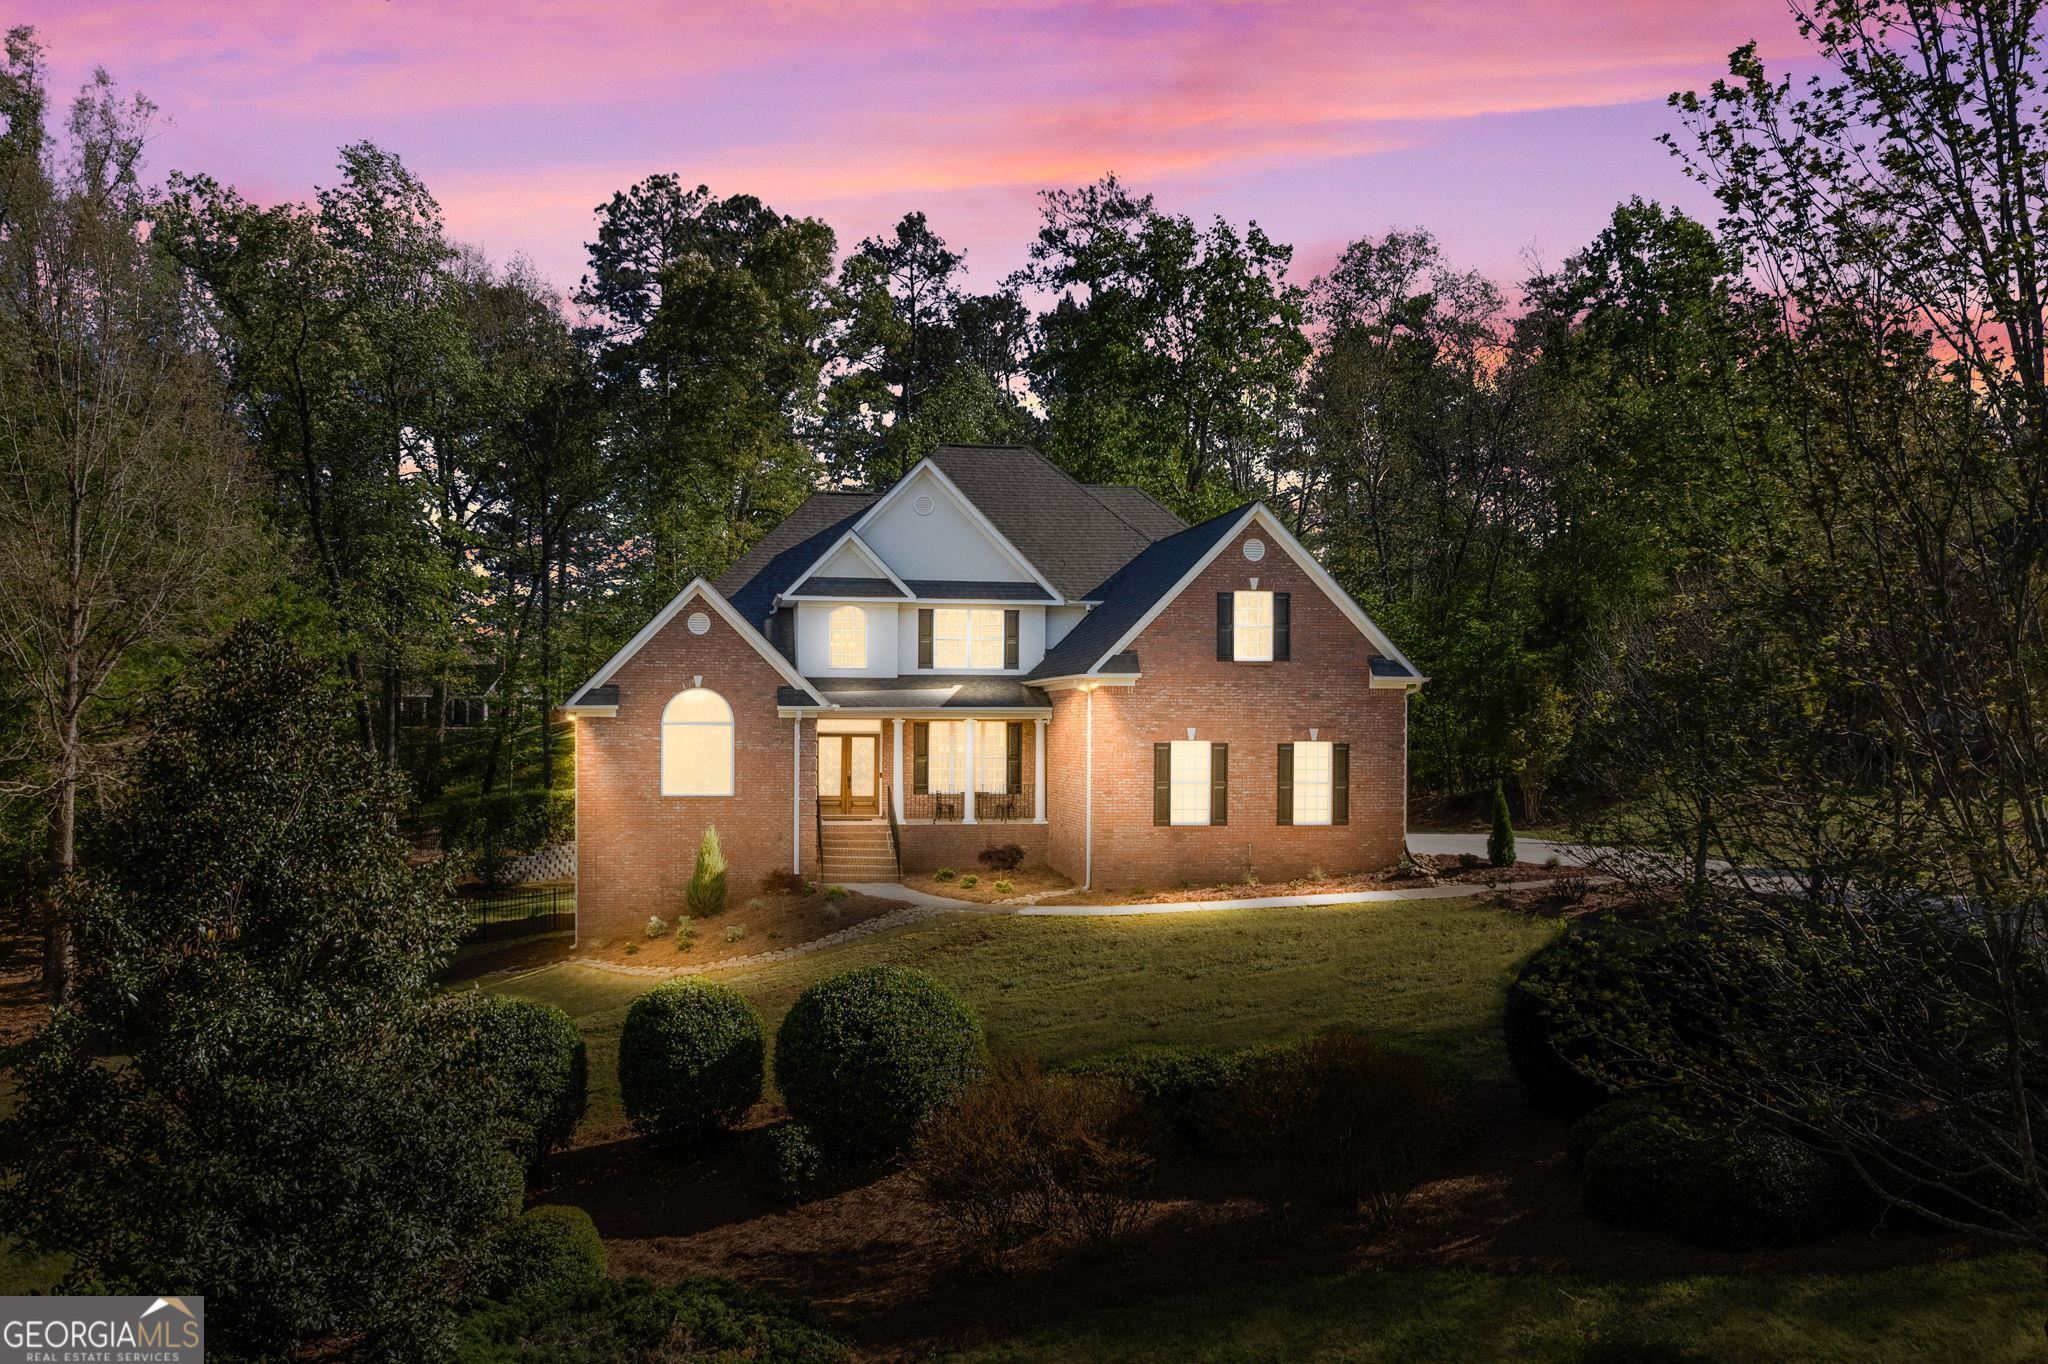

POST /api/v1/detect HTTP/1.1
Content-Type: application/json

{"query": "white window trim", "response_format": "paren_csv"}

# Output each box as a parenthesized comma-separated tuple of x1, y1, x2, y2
(827, 604, 868, 669)
(1169, 740, 1213, 827)
(1233, 590, 1274, 662)
(1291, 740, 1333, 826)
(931, 607, 1008, 672)
(661, 688, 735, 797)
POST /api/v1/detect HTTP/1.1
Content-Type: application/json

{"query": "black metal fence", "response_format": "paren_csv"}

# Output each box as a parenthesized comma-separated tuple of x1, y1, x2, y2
(461, 883, 575, 945)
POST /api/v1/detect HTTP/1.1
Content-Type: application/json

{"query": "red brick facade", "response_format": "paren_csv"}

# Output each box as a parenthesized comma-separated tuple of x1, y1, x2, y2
(573, 596, 816, 941)
(1042, 524, 1408, 889)
(573, 526, 1410, 933)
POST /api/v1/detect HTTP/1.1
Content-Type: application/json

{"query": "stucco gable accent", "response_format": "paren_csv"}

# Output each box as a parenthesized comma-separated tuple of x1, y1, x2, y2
(565, 578, 827, 711)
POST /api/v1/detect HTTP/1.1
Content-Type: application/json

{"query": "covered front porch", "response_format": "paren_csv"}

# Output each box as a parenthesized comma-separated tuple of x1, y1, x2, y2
(815, 713, 1047, 826)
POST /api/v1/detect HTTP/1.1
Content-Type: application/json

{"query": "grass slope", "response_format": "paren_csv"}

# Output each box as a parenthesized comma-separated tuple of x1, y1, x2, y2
(487, 898, 1560, 1133)
(948, 1255, 2048, 1364)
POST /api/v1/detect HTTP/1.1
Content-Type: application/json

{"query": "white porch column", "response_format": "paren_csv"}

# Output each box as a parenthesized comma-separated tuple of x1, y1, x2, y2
(1033, 718, 1047, 822)
(962, 717, 978, 823)
(892, 717, 905, 822)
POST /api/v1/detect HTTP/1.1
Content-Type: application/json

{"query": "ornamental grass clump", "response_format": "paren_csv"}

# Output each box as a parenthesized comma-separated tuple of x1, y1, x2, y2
(687, 826, 728, 918)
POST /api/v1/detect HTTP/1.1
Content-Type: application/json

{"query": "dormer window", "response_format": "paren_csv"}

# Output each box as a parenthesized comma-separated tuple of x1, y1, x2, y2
(827, 605, 867, 668)
(919, 608, 1019, 671)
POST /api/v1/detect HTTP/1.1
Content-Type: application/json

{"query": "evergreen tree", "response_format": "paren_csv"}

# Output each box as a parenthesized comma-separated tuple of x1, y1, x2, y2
(1487, 780, 1516, 868)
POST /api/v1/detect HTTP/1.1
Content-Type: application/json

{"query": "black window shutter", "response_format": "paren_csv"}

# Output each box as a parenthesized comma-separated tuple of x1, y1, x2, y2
(1211, 743, 1229, 826)
(1003, 610, 1020, 669)
(1332, 743, 1350, 825)
(1216, 593, 1233, 661)
(1276, 743, 1294, 825)
(912, 722, 929, 794)
(1274, 592, 1291, 661)
(1006, 721, 1023, 793)
(1153, 743, 1172, 825)
(917, 609, 934, 669)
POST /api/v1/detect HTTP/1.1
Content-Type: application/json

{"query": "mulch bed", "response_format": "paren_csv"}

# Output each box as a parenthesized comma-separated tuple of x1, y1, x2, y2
(450, 889, 911, 978)
(1027, 855, 1568, 907)
(900, 866, 1073, 904)
(553, 1084, 1981, 1361)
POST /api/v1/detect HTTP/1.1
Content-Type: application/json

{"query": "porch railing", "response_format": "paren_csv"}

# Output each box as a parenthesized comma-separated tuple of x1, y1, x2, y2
(901, 791, 1033, 823)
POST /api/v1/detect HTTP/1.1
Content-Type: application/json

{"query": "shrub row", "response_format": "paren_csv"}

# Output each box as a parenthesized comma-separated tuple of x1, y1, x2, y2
(441, 790, 573, 858)
(466, 995, 588, 1168)
(615, 964, 988, 1161)
(1575, 1103, 1843, 1250)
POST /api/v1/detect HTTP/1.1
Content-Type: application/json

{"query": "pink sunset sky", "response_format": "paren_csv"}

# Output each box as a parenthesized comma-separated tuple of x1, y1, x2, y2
(23, 2, 1814, 298)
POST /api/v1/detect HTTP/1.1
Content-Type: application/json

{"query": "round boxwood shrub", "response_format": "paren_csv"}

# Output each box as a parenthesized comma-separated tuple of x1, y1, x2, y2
(1582, 1112, 1703, 1231)
(469, 994, 589, 1165)
(1505, 913, 1692, 1118)
(1872, 1111, 2040, 1229)
(774, 964, 986, 1159)
(478, 1204, 607, 1301)
(618, 980, 766, 1146)
(1669, 1127, 1837, 1250)
(1565, 1096, 1672, 1173)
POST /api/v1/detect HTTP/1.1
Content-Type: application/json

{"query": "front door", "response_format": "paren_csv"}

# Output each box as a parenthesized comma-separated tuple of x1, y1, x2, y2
(818, 734, 879, 816)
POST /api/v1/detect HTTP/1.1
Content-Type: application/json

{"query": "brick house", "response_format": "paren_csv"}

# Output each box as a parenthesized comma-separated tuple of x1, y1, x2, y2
(561, 445, 1425, 938)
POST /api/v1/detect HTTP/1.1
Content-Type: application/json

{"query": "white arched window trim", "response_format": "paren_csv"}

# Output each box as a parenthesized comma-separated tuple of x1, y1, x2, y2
(827, 604, 867, 669)
(661, 688, 734, 796)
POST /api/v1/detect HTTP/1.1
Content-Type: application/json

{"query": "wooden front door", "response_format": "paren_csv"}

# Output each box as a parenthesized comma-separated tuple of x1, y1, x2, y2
(818, 734, 879, 816)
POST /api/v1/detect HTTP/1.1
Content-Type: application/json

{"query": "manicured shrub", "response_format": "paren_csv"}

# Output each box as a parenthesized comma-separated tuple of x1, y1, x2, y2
(1566, 1097, 1671, 1173)
(644, 915, 667, 939)
(994, 879, 1014, 894)
(960, 874, 979, 889)
(774, 964, 986, 1159)
(456, 1275, 847, 1363)
(1487, 780, 1516, 867)
(688, 825, 729, 917)
(1670, 1127, 1838, 1250)
(1581, 1112, 1703, 1231)
(768, 1122, 825, 1204)
(934, 868, 957, 882)
(468, 994, 589, 1166)
(1505, 915, 1687, 1118)
(617, 980, 765, 1147)
(1064, 1045, 1251, 1153)
(1215, 1033, 1474, 1230)
(477, 1205, 606, 1302)
(978, 843, 1025, 873)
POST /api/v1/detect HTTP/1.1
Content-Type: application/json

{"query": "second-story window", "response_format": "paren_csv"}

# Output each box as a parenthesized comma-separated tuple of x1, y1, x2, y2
(827, 605, 866, 668)
(934, 608, 1006, 669)
(1233, 591, 1274, 661)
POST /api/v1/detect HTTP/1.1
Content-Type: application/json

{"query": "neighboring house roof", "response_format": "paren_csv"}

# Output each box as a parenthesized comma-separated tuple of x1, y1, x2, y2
(1086, 484, 1187, 541)
(782, 676, 1051, 710)
(1027, 505, 1253, 681)
(925, 445, 1169, 600)
(789, 576, 908, 598)
(713, 492, 878, 627)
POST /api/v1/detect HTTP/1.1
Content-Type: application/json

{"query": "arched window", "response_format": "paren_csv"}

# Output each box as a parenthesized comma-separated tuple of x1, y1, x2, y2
(661, 688, 734, 796)
(827, 605, 867, 669)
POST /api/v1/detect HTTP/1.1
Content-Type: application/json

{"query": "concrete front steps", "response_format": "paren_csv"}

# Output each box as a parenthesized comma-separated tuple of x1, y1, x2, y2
(819, 819, 899, 883)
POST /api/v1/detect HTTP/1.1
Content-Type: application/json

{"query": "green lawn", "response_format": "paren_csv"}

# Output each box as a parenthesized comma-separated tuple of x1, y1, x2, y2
(486, 897, 1561, 1132)
(947, 1254, 2048, 1363)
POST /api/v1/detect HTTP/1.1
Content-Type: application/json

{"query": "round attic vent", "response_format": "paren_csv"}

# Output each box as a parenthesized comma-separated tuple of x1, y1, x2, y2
(686, 611, 711, 635)
(913, 493, 936, 516)
(1242, 538, 1267, 563)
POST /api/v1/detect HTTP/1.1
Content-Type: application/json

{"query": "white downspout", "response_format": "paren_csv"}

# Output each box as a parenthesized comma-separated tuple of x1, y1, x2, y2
(1083, 687, 1094, 891)
(792, 715, 802, 873)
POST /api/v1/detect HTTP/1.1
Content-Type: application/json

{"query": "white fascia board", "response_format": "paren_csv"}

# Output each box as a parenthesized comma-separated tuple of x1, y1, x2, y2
(786, 527, 914, 598)
(1032, 674, 1141, 690)
(1080, 504, 1425, 684)
(570, 578, 828, 707)
(851, 458, 1066, 604)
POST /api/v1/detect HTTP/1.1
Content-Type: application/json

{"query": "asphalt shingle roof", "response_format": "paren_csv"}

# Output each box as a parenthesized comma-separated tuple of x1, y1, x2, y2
(927, 445, 1167, 601)
(800, 676, 1050, 709)
(1027, 505, 1254, 680)
(714, 493, 877, 627)
(903, 580, 1053, 601)
(789, 575, 906, 598)
(1086, 485, 1187, 542)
